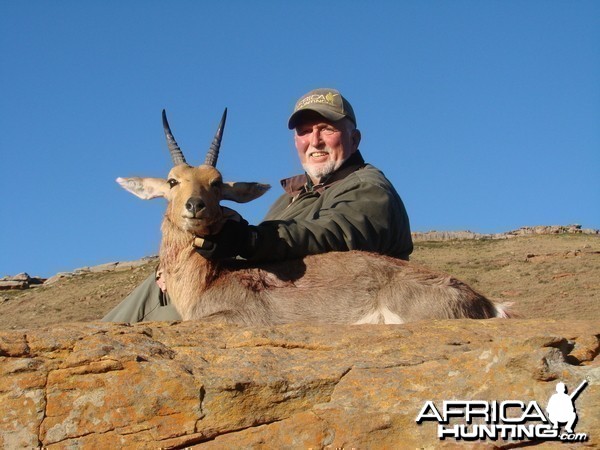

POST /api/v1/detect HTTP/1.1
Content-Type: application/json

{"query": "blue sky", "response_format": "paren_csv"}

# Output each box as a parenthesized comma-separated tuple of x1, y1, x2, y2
(1, 1, 598, 278)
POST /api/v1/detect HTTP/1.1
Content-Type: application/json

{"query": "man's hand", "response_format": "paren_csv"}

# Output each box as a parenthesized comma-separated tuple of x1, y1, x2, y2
(155, 267, 167, 293)
(194, 218, 257, 260)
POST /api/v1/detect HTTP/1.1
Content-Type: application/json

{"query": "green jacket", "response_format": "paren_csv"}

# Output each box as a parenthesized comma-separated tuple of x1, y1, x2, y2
(250, 151, 413, 261)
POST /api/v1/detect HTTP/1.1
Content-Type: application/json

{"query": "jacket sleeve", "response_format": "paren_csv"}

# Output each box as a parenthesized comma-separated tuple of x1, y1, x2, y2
(249, 175, 412, 262)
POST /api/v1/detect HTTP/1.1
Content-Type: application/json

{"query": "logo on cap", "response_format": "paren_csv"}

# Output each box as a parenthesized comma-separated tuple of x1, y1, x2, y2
(296, 92, 341, 110)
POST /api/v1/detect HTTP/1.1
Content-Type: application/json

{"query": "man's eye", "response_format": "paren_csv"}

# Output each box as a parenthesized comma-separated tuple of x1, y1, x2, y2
(167, 179, 179, 188)
(321, 127, 337, 135)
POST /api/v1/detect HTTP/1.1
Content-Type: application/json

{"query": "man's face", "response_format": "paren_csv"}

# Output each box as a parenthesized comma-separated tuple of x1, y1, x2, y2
(294, 113, 360, 183)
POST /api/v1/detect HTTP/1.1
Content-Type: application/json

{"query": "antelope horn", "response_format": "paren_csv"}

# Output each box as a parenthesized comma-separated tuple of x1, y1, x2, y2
(204, 108, 227, 167)
(162, 109, 187, 166)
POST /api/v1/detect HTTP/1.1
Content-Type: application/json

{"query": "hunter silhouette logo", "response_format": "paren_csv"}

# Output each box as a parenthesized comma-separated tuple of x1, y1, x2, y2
(415, 379, 590, 442)
(546, 380, 587, 434)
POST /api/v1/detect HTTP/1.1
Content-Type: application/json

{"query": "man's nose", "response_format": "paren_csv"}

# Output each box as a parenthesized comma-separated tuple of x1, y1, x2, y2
(309, 128, 322, 147)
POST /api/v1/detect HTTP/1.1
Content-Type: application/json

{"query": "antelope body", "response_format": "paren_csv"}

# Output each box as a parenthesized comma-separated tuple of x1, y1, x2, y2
(117, 110, 508, 324)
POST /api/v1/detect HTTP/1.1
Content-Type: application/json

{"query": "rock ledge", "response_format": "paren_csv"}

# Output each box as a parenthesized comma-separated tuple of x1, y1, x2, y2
(1, 319, 598, 448)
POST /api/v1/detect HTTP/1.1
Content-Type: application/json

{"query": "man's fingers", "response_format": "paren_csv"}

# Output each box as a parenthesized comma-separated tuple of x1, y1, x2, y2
(193, 237, 218, 251)
(193, 237, 210, 249)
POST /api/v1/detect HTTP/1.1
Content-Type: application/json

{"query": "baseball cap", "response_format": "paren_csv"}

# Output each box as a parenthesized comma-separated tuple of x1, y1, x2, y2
(288, 88, 357, 129)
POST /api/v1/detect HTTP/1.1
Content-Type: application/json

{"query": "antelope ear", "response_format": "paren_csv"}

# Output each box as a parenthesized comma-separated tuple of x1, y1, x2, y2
(222, 182, 270, 203)
(116, 177, 170, 200)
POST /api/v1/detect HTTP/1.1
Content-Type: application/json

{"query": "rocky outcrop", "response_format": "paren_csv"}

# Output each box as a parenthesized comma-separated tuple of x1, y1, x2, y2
(508, 224, 599, 236)
(1, 320, 598, 448)
(3, 257, 158, 289)
(0, 273, 45, 290)
(44, 257, 158, 285)
(412, 224, 599, 242)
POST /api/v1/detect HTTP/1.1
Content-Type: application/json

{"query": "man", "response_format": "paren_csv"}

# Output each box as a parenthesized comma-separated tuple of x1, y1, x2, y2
(102, 88, 413, 322)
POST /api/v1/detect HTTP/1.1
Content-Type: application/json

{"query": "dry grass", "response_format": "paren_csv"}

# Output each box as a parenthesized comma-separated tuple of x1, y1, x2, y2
(412, 234, 600, 320)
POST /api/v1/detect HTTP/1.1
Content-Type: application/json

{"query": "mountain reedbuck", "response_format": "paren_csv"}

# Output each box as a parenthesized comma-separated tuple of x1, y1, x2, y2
(117, 110, 509, 324)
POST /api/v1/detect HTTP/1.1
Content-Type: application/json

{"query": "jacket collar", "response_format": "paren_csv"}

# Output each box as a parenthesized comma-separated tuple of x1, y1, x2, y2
(280, 150, 366, 196)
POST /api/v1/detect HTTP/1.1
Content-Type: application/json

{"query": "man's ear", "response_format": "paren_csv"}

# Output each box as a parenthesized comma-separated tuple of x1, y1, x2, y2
(222, 182, 271, 203)
(352, 128, 362, 151)
(116, 177, 170, 200)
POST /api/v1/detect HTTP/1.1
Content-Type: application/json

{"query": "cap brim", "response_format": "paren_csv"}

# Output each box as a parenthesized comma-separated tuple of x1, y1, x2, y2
(288, 108, 347, 129)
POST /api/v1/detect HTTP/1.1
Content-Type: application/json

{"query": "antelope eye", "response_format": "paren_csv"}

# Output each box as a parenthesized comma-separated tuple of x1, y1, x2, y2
(210, 179, 222, 188)
(167, 178, 179, 188)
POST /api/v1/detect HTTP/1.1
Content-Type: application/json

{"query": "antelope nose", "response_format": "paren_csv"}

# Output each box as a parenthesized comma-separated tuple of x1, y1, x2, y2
(185, 197, 205, 215)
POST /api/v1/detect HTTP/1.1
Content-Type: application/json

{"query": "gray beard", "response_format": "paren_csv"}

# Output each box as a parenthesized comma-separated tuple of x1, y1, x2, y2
(303, 159, 344, 183)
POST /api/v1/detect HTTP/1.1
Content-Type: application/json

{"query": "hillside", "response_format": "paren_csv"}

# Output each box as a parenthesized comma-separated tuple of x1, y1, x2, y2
(1, 230, 598, 329)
